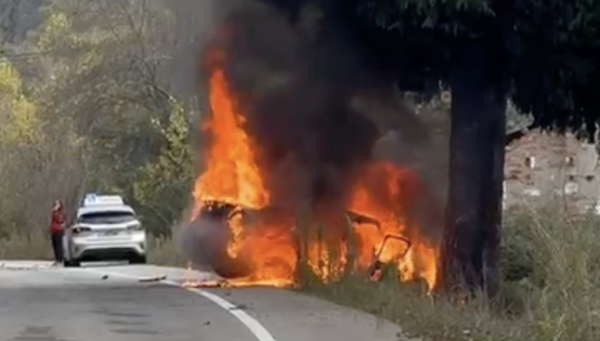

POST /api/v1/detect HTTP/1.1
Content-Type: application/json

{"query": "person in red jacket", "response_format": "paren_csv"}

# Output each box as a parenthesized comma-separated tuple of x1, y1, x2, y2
(50, 200, 67, 265)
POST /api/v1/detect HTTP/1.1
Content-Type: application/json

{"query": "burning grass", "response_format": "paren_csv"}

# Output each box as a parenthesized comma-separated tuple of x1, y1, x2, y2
(174, 202, 600, 341)
(303, 204, 600, 341)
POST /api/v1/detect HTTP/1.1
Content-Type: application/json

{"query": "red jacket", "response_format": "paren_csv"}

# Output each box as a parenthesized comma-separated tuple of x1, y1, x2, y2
(50, 208, 66, 234)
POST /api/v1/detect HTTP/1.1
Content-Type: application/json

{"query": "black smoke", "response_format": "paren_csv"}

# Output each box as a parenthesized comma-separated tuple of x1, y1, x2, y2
(180, 0, 444, 277)
(199, 0, 430, 209)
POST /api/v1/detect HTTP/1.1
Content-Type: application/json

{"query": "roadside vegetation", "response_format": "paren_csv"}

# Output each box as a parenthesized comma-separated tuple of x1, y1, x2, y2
(300, 205, 600, 341)
(0, 1, 195, 241)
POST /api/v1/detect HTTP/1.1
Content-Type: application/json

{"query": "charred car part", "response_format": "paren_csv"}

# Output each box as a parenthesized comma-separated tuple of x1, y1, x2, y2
(185, 201, 253, 279)
(347, 209, 412, 281)
(368, 234, 411, 281)
(200, 200, 238, 217)
(346, 210, 381, 229)
(189, 201, 413, 282)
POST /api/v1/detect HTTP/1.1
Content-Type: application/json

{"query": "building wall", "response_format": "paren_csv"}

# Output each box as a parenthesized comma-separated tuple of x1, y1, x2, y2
(504, 130, 600, 212)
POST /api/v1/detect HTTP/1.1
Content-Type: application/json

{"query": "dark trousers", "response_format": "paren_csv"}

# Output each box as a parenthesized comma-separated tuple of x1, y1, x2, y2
(51, 231, 64, 262)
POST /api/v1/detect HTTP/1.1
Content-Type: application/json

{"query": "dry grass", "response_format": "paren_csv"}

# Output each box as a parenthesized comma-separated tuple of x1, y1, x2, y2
(146, 236, 186, 266)
(0, 232, 53, 260)
(303, 205, 600, 341)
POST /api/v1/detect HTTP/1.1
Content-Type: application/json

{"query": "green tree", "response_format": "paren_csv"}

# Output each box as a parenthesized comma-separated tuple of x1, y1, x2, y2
(133, 99, 194, 236)
(0, 55, 38, 236)
(258, 0, 600, 295)
(31, 0, 192, 234)
(0, 0, 193, 236)
(0, 57, 37, 143)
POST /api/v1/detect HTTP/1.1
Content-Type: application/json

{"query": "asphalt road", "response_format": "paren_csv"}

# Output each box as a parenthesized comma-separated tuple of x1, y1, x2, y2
(0, 261, 407, 341)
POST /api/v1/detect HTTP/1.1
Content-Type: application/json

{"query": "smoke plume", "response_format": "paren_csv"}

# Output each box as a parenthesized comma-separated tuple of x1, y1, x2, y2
(200, 0, 432, 208)
(180, 0, 445, 277)
(178, 205, 253, 278)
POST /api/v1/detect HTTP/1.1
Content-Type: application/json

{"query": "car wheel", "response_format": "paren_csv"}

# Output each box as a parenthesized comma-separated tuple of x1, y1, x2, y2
(64, 259, 80, 267)
(129, 255, 146, 264)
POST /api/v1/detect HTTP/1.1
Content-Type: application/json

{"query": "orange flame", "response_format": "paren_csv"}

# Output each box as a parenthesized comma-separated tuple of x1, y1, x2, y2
(348, 162, 438, 288)
(191, 55, 438, 290)
(193, 67, 268, 213)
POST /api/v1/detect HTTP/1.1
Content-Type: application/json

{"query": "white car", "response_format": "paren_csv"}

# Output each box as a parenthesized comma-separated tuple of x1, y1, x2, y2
(63, 194, 147, 267)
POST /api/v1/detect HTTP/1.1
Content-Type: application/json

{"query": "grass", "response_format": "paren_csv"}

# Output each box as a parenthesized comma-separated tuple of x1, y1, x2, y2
(302, 205, 600, 341)
(1, 205, 599, 341)
(0, 232, 54, 260)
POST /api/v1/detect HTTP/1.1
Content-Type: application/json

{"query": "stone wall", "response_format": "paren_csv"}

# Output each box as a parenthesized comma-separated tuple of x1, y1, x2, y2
(504, 130, 600, 213)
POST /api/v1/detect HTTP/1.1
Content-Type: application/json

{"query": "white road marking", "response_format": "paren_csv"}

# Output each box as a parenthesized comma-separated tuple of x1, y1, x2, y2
(83, 267, 277, 341)
(0, 261, 52, 271)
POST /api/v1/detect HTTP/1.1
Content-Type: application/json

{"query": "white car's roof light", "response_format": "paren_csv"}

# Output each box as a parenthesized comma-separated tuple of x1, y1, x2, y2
(83, 194, 125, 207)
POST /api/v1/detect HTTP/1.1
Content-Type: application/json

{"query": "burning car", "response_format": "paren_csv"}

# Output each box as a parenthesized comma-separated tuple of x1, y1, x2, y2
(182, 199, 415, 287)
(183, 31, 440, 289)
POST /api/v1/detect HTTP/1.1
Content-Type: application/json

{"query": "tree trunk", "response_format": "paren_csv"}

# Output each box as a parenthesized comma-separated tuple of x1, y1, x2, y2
(438, 43, 507, 297)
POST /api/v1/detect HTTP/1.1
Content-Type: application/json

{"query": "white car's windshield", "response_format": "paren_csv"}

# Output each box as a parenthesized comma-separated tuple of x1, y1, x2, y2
(78, 211, 136, 224)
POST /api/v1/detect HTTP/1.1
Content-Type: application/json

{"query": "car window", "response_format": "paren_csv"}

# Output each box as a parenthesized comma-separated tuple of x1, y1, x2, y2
(78, 211, 136, 224)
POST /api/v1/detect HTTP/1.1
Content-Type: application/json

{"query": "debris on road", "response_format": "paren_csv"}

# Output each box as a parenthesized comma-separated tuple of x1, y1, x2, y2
(138, 274, 167, 283)
(182, 261, 228, 288)
(182, 279, 227, 288)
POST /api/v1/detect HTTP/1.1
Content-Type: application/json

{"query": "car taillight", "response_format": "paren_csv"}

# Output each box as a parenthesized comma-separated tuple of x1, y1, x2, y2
(73, 227, 92, 235)
(127, 224, 143, 231)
